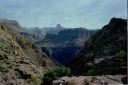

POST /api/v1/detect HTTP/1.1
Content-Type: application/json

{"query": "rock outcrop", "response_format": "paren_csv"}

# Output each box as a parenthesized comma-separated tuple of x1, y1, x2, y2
(52, 75, 126, 85)
(0, 20, 53, 85)
(68, 18, 127, 76)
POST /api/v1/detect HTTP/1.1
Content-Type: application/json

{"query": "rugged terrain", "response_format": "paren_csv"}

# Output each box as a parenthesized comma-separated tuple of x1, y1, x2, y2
(23, 24, 65, 42)
(68, 18, 127, 76)
(52, 75, 126, 85)
(37, 28, 96, 64)
(21, 27, 44, 42)
(0, 17, 127, 85)
(51, 17, 127, 85)
(0, 19, 53, 85)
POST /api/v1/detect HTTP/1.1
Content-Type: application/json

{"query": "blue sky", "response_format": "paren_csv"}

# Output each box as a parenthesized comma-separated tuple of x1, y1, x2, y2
(0, 0, 127, 29)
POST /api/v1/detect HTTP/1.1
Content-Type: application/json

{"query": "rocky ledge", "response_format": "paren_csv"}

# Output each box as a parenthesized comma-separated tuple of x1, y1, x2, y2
(52, 75, 126, 85)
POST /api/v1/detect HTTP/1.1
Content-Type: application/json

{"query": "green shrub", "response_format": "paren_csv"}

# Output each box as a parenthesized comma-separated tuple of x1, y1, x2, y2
(82, 69, 96, 76)
(42, 66, 71, 85)
(31, 75, 40, 85)
(115, 50, 126, 58)
(82, 63, 96, 76)
(17, 37, 31, 48)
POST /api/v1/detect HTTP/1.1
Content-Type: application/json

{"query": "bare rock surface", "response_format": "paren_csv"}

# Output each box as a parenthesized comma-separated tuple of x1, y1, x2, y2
(52, 75, 125, 85)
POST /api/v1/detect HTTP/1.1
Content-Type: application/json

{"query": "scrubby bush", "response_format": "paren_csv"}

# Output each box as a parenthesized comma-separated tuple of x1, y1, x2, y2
(83, 50, 127, 76)
(31, 75, 40, 85)
(17, 37, 32, 49)
(115, 50, 126, 58)
(42, 66, 71, 85)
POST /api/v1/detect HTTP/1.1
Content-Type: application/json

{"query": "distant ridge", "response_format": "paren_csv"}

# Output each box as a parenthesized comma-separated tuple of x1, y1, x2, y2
(36, 28, 97, 64)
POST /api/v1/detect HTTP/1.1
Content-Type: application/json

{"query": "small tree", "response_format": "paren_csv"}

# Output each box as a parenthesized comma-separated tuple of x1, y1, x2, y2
(42, 66, 71, 85)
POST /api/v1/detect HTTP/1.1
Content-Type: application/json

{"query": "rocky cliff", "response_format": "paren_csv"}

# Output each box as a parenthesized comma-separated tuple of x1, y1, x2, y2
(0, 20, 53, 85)
(68, 18, 127, 76)
(37, 28, 97, 64)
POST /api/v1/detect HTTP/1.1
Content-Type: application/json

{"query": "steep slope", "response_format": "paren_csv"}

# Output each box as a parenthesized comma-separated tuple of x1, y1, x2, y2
(0, 19, 25, 32)
(68, 18, 127, 76)
(37, 28, 96, 64)
(0, 20, 53, 84)
(23, 27, 45, 42)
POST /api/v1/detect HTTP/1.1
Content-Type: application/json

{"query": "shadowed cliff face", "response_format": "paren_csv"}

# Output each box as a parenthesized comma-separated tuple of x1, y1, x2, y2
(0, 20, 53, 85)
(36, 28, 97, 65)
(41, 46, 81, 64)
(68, 18, 127, 75)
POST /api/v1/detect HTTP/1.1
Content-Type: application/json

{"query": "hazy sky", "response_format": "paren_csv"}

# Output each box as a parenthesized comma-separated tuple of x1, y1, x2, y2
(0, 0, 127, 29)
